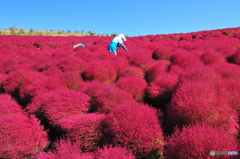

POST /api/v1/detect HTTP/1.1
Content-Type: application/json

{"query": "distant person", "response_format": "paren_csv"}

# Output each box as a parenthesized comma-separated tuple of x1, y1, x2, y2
(108, 34, 128, 55)
(73, 43, 85, 49)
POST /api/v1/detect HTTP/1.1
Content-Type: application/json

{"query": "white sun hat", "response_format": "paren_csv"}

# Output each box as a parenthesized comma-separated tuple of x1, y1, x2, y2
(119, 34, 127, 41)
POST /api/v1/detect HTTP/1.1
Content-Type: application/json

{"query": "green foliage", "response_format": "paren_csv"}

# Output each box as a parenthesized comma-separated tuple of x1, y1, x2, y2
(89, 32, 95, 36)
(68, 30, 71, 33)
(111, 33, 117, 37)
(17, 28, 25, 35)
(36, 31, 42, 35)
(58, 31, 62, 34)
(30, 29, 34, 33)
(81, 30, 84, 33)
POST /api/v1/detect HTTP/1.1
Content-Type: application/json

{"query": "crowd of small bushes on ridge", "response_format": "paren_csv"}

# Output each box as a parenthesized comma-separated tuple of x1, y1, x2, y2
(0, 26, 121, 37)
(0, 27, 240, 158)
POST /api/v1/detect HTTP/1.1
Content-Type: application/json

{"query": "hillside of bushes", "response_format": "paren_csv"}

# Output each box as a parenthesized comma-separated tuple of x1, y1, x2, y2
(0, 27, 240, 158)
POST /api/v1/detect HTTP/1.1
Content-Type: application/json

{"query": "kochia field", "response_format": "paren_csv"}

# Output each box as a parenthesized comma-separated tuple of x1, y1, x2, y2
(0, 27, 240, 159)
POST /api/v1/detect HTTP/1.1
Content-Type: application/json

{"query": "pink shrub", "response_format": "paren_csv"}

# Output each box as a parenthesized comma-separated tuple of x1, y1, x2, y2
(59, 71, 84, 90)
(81, 80, 111, 98)
(168, 64, 182, 75)
(94, 146, 135, 159)
(41, 89, 90, 128)
(232, 48, 240, 65)
(116, 77, 148, 102)
(211, 63, 240, 80)
(223, 78, 240, 113)
(179, 64, 222, 86)
(25, 91, 54, 114)
(121, 66, 145, 78)
(170, 49, 202, 69)
(66, 113, 106, 152)
(92, 84, 134, 113)
(164, 124, 239, 159)
(128, 52, 155, 72)
(36, 139, 93, 159)
(56, 55, 87, 74)
(146, 60, 168, 82)
(0, 94, 27, 117)
(167, 81, 239, 136)
(84, 60, 117, 84)
(103, 102, 164, 158)
(147, 73, 179, 107)
(0, 115, 49, 159)
(200, 49, 226, 64)
(113, 56, 130, 76)
(152, 45, 172, 60)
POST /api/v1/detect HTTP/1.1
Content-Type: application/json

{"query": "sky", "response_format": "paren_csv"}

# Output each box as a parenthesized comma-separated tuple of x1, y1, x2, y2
(1, 0, 240, 37)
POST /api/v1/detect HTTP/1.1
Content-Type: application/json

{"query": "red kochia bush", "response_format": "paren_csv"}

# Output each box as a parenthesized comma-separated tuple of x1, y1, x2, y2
(152, 45, 172, 60)
(116, 77, 147, 102)
(113, 56, 129, 76)
(232, 48, 240, 65)
(66, 113, 106, 152)
(36, 139, 94, 159)
(164, 124, 239, 159)
(0, 115, 49, 159)
(167, 81, 239, 136)
(94, 146, 135, 159)
(59, 71, 84, 90)
(170, 49, 202, 69)
(121, 66, 145, 78)
(103, 102, 164, 158)
(0, 94, 26, 117)
(179, 64, 221, 86)
(92, 84, 134, 113)
(200, 49, 226, 64)
(81, 80, 111, 98)
(148, 73, 179, 107)
(56, 55, 87, 74)
(128, 52, 155, 72)
(41, 89, 90, 128)
(84, 60, 117, 84)
(146, 60, 168, 82)
(211, 63, 240, 80)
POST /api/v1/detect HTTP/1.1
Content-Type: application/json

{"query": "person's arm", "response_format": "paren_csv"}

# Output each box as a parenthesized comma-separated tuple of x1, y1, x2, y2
(118, 43, 128, 52)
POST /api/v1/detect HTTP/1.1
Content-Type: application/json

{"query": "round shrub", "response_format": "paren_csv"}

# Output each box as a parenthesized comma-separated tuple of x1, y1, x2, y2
(92, 84, 134, 113)
(41, 89, 90, 128)
(103, 102, 164, 158)
(94, 145, 135, 159)
(200, 49, 226, 64)
(211, 63, 240, 80)
(128, 52, 155, 72)
(164, 124, 239, 159)
(36, 139, 94, 159)
(0, 115, 49, 159)
(167, 81, 239, 136)
(179, 64, 222, 86)
(56, 55, 87, 74)
(170, 49, 202, 69)
(232, 48, 240, 65)
(66, 113, 106, 152)
(81, 80, 111, 98)
(116, 77, 148, 102)
(146, 60, 168, 82)
(121, 66, 145, 78)
(147, 73, 179, 108)
(152, 45, 172, 60)
(113, 56, 129, 77)
(59, 71, 84, 90)
(0, 94, 27, 117)
(84, 60, 117, 84)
